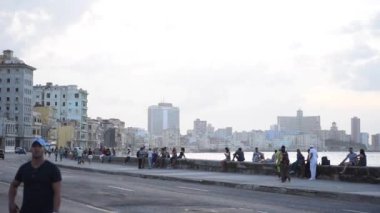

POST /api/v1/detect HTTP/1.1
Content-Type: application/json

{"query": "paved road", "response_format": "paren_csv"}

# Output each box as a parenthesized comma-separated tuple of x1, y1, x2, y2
(1, 154, 380, 213)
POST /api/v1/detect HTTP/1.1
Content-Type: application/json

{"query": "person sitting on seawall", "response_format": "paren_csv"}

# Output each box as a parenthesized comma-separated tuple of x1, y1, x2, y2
(177, 147, 186, 159)
(221, 147, 231, 172)
(339, 147, 357, 174)
(357, 149, 367, 167)
(252, 147, 264, 163)
(289, 149, 305, 177)
(232, 147, 245, 162)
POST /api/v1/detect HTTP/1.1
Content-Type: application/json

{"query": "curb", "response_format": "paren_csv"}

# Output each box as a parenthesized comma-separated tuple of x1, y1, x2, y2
(57, 164, 380, 204)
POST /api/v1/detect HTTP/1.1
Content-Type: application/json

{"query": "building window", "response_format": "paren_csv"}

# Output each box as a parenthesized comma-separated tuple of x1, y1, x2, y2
(55, 94, 57, 98)
(75, 102, 78, 106)
(55, 102, 57, 106)
(75, 93, 79, 98)
(7, 97, 10, 101)
(15, 88, 19, 92)
(7, 88, 10, 92)
(7, 78, 10, 83)
(46, 102, 50, 106)
(62, 102, 65, 106)
(7, 69, 10, 74)
(63, 94, 66, 98)
(46, 93, 50, 98)
(15, 97, 18, 102)
(15, 78, 19, 84)
(6, 106, 9, 110)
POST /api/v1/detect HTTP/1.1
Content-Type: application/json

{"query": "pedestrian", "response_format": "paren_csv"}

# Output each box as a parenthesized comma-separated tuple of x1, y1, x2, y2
(147, 148, 153, 169)
(8, 139, 62, 213)
(309, 145, 318, 180)
(59, 147, 64, 161)
(137, 147, 144, 169)
(87, 148, 93, 164)
(77, 147, 84, 164)
(54, 147, 58, 162)
(124, 148, 131, 164)
(280, 145, 290, 182)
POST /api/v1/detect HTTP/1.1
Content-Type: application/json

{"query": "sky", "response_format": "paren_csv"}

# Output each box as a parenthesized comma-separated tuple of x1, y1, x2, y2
(1, 0, 380, 135)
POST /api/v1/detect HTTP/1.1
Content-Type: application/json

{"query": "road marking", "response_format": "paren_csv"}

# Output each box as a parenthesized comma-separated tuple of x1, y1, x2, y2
(343, 210, 369, 213)
(0, 181, 10, 186)
(85, 204, 116, 213)
(63, 198, 116, 213)
(107, 185, 134, 192)
(257, 211, 268, 213)
(177, 186, 209, 192)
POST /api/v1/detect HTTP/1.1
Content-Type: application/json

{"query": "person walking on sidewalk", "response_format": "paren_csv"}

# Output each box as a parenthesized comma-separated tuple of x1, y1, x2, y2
(59, 147, 64, 162)
(309, 145, 318, 180)
(147, 148, 153, 169)
(124, 148, 131, 164)
(8, 139, 62, 213)
(280, 145, 290, 183)
(87, 148, 93, 164)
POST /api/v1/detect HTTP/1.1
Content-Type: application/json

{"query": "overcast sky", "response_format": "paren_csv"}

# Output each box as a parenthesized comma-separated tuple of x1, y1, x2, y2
(2, 0, 380, 135)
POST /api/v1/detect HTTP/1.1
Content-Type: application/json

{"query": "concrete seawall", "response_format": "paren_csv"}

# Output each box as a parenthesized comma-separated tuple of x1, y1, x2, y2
(93, 156, 380, 184)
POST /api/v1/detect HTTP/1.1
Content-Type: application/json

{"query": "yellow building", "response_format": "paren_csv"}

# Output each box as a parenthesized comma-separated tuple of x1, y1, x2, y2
(57, 125, 75, 148)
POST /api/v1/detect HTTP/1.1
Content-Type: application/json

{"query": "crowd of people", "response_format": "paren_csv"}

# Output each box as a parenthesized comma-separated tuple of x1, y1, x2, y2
(46, 144, 368, 180)
(221, 146, 368, 182)
(134, 146, 186, 169)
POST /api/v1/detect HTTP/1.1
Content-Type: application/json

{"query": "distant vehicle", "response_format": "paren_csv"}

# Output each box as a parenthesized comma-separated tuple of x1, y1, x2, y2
(15, 147, 27, 154)
(0, 149, 4, 159)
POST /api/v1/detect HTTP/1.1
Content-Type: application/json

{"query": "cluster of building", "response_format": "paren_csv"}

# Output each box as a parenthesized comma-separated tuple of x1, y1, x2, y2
(1, 49, 380, 153)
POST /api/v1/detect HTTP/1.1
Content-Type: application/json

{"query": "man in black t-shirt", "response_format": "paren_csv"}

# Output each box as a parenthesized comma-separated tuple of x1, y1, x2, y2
(8, 139, 62, 213)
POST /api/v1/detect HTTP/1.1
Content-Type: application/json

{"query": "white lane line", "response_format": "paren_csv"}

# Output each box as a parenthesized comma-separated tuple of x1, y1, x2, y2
(177, 186, 209, 192)
(85, 204, 116, 213)
(343, 209, 369, 213)
(63, 198, 116, 213)
(0, 181, 10, 186)
(107, 185, 134, 192)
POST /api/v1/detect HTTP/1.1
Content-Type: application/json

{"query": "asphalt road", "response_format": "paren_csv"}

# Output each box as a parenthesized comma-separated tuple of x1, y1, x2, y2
(1, 154, 379, 213)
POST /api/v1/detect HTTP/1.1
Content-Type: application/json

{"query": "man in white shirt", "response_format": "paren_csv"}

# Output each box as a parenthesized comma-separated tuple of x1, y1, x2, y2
(309, 145, 318, 180)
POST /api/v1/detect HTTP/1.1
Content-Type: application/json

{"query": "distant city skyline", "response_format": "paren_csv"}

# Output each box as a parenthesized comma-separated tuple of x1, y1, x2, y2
(1, 0, 380, 135)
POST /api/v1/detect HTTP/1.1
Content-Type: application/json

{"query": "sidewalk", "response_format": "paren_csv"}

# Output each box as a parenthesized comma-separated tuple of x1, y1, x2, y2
(54, 158, 380, 203)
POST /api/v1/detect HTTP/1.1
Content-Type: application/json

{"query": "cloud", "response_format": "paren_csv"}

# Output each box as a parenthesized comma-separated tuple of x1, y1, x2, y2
(0, 0, 95, 50)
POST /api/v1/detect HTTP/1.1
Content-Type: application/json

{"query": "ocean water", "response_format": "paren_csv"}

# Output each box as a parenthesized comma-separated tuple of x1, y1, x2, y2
(186, 151, 380, 167)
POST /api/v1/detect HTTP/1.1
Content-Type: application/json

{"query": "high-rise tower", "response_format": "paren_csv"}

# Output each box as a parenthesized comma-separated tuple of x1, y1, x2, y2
(351, 116, 360, 143)
(148, 102, 179, 136)
(0, 50, 35, 150)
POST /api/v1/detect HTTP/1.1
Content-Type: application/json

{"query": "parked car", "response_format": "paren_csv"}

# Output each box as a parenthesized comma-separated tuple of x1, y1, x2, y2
(0, 149, 4, 159)
(15, 147, 27, 154)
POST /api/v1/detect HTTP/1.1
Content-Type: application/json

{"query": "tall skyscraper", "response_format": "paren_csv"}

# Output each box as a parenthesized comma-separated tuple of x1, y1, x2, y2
(351, 116, 360, 143)
(277, 109, 321, 134)
(0, 50, 35, 150)
(148, 102, 179, 136)
(193, 118, 207, 138)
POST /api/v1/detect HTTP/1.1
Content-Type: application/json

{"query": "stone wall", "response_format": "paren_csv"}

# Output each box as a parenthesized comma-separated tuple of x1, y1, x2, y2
(93, 156, 380, 184)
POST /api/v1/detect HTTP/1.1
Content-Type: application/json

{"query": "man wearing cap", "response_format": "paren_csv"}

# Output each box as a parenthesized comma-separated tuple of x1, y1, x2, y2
(309, 145, 318, 180)
(8, 139, 62, 213)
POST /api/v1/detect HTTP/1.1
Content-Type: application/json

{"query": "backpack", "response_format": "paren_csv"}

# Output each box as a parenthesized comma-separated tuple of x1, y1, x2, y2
(321, 156, 330, 165)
